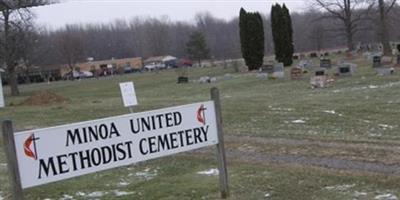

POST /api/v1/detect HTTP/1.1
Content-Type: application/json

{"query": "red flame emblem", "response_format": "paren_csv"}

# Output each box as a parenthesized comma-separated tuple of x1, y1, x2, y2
(197, 105, 207, 125)
(24, 134, 39, 160)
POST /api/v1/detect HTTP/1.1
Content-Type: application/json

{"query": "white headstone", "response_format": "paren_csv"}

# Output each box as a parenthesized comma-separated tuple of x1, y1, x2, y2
(119, 82, 138, 107)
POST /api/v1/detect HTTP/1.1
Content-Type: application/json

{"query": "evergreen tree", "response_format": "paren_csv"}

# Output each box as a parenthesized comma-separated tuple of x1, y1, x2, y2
(186, 31, 210, 67)
(271, 3, 294, 66)
(239, 8, 265, 71)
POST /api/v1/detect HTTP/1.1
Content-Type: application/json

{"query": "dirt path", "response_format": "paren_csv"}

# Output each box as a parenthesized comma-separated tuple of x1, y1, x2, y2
(192, 135, 400, 175)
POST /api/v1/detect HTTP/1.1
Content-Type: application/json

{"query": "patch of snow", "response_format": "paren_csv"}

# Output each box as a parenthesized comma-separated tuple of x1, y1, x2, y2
(75, 192, 85, 196)
(86, 191, 107, 198)
(270, 107, 294, 112)
(59, 194, 74, 200)
(369, 85, 379, 89)
(264, 193, 271, 198)
(118, 181, 130, 187)
(324, 184, 355, 191)
(113, 190, 135, 197)
(378, 124, 394, 130)
(292, 119, 306, 124)
(369, 133, 382, 137)
(197, 168, 219, 176)
(135, 168, 157, 180)
(323, 110, 343, 116)
(354, 191, 368, 197)
(374, 193, 398, 200)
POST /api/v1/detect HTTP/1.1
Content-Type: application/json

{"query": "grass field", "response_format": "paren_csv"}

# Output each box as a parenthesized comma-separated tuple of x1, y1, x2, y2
(1, 55, 400, 199)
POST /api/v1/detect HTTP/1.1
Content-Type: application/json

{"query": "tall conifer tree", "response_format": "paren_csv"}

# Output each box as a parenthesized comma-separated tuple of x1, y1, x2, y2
(239, 8, 265, 71)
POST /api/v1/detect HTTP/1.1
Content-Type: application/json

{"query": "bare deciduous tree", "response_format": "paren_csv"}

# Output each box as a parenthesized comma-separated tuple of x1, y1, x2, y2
(56, 25, 85, 75)
(377, 0, 397, 55)
(313, 0, 375, 51)
(0, 0, 54, 95)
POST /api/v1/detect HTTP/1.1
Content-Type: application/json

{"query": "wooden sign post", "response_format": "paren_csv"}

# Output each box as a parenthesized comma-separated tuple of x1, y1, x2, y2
(2, 120, 24, 200)
(211, 87, 229, 199)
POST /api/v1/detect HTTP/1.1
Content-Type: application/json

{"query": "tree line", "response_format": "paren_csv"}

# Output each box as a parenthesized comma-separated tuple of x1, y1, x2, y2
(1, 0, 400, 95)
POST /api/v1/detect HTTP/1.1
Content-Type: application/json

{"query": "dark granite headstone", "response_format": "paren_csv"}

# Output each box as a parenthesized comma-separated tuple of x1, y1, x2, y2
(177, 77, 189, 83)
(315, 70, 325, 76)
(320, 59, 332, 69)
(260, 65, 274, 73)
(397, 55, 400, 65)
(373, 56, 381, 68)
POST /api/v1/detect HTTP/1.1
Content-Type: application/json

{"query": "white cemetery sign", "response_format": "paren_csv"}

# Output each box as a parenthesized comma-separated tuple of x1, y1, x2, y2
(12, 101, 218, 189)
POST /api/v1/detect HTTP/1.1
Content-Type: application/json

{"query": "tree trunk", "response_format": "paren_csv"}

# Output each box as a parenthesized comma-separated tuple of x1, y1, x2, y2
(3, 10, 20, 96)
(8, 67, 20, 96)
(379, 0, 392, 56)
(345, 24, 354, 51)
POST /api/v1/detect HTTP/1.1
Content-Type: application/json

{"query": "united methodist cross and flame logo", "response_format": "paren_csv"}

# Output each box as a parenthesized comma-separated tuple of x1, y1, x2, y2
(23, 134, 40, 160)
(196, 105, 207, 125)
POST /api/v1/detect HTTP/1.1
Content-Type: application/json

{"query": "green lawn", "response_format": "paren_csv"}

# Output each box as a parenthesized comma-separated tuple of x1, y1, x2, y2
(1, 55, 400, 199)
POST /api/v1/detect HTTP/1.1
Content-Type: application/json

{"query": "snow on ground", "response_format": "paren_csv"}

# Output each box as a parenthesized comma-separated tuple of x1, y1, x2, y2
(353, 191, 368, 198)
(374, 193, 398, 200)
(269, 106, 294, 112)
(0, 163, 6, 169)
(323, 110, 343, 117)
(86, 191, 107, 198)
(324, 184, 355, 192)
(118, 180, 130, 187)
(135, 168, 158, 180)
(59, 194, 74, 200)
(332, 81, 400, 93)
(112, 190, 135, 197)
(197, 168, 219, 176)
(292, 119, 306, 124)
(378, 124, 395, 130)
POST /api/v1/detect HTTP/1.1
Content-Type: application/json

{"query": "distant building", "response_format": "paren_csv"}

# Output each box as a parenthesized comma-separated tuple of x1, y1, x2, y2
(60, 57, 143, 77)
(144, 55, 177, 70)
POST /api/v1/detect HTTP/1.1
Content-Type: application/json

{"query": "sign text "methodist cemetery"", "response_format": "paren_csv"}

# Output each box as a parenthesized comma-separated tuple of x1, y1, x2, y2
(14, 101, 218, 188)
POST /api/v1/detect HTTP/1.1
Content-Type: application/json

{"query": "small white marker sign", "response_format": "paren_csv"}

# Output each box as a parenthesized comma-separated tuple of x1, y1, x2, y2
(119, 82, 138, 107)
(0, 75, 4, 108)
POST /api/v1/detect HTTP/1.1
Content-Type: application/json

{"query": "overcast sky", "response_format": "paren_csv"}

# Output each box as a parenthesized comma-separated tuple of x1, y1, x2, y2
(32, 0, 309, 29)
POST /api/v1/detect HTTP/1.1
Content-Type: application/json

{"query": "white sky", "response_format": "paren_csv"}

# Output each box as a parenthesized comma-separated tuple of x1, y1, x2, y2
(32, 0, 308, 29)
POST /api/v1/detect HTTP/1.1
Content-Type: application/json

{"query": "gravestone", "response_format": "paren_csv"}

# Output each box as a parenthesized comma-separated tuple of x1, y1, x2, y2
(310, 76, 327, 89)
(293, 55, 299, 60)
(272, 63, 284, 78)
(381, 56, 393, 67)
(298, 60, 313, 70)
(260, 65, 274, 73)
(310, 52, 318, 58)
(397, 55, 400, 65)
(373, 56, 381, 68)
(290, 67, 303, 80)
(315, 69, 325, 76)
(337, 63, 356, 76)
(177, 77, 189, 83)
(320, 59, 332, 69)
(375, 67, 394, 76)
